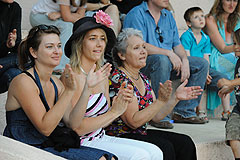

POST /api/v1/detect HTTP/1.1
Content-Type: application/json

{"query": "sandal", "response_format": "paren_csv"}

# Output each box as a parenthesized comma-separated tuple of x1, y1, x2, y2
(221, 111, 231, 121)
(198, 110, 209, 123)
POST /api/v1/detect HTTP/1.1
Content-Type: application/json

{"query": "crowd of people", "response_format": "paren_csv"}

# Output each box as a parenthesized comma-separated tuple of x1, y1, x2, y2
(1, 0, 240, 159)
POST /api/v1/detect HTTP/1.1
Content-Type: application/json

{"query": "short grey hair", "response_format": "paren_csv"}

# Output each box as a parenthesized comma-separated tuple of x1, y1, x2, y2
(112, 28, 143, 67)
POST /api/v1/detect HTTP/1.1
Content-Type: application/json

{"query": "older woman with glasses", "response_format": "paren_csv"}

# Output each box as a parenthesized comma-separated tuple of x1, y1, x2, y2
(105, 28, 202, 160)
(3, 24, 118, 160)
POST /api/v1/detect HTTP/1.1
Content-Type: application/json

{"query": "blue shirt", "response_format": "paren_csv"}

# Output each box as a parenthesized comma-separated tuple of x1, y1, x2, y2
(123, 1, 180, 50)
(180, 28, 211, 58)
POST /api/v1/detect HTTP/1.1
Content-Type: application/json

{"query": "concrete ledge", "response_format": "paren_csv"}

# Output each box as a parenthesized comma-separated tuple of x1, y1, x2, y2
(0, 135, 65, 160)
(0, 81, 235, 160)
(196, 141, 234, 160)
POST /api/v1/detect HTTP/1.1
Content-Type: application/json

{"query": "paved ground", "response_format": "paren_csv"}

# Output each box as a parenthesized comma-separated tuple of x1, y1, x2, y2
(148, 118, 226, 144)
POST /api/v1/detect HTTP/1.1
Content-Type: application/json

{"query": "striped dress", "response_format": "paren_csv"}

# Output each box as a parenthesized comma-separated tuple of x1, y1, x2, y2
(80, 93, 109, 144)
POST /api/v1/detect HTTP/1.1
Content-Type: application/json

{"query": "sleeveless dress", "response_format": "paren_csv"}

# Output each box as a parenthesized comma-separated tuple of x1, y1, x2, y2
(80, 93, 108, 144)
(207, 20, 240, 113)
(3, 69, 116, 160)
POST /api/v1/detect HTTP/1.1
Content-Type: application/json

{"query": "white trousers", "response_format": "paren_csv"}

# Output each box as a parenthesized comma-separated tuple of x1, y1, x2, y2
(81, 135, 163, 160)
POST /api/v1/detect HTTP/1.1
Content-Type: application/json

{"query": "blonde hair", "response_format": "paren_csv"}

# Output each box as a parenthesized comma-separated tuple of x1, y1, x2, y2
(209, 0, 240, 32)
(70, 29, 107, 73)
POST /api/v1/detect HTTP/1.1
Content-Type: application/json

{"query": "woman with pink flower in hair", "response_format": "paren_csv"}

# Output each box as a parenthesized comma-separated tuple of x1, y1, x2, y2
(62, 11, 164, 159)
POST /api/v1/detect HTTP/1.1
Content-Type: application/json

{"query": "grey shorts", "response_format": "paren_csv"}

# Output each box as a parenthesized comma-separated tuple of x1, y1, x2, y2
(225, 112, 240, 145)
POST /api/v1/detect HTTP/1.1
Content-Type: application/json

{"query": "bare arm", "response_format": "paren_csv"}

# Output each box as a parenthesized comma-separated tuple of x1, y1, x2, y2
(205, 15, 234, 53)
(121, 80, 172, 129)
(64, 63, 112, 130)
(59, 4, 84, 23)
(8, 66, 76, 136)
(145, 43, 182, 73)
(173, 44, 190, 81)
(74, 82, 133, 135)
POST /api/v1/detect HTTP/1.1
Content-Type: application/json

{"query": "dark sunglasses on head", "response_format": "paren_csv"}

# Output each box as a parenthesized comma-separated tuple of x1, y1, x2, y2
(156, 26, 163, 43)
(33, 25, 59, 36)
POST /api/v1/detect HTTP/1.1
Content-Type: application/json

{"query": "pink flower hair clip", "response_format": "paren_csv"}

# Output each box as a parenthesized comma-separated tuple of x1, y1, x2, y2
(94, 10, 113, 28)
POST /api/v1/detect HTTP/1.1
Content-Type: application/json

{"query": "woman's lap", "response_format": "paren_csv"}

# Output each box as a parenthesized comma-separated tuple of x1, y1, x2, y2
(81, 134, 163, 160)
(42, 145, 114, 160)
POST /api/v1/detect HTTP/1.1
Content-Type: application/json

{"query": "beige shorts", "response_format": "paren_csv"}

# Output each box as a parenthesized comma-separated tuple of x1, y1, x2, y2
(225, 112, 240, 145)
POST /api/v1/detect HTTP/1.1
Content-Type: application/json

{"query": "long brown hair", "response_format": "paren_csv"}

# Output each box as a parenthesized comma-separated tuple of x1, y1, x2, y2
(208, 0, 240, 32)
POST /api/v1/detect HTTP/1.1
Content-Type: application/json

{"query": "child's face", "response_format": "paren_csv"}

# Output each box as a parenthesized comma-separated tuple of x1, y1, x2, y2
(187, 11, 205, 29)
(233, 35, 240, 57)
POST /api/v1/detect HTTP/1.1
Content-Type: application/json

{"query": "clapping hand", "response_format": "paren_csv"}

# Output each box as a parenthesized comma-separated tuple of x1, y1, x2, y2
(86, 63, 112, 88)
(175, 79, 203, 100)
(62, 64, 77, 91)
(6, 29, 17, 48)
(157, 80, 173, 103)
(111, 81, 133, 116)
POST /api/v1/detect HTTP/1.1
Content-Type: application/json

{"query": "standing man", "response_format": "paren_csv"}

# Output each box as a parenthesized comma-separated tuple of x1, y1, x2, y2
(0, 0, 22, 93)
(123, 0, 208, 129)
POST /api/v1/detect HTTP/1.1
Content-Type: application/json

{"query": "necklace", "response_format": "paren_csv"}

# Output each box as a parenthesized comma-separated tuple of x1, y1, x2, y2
(80, 65, 88, 76)
(124, 69, 140, 81)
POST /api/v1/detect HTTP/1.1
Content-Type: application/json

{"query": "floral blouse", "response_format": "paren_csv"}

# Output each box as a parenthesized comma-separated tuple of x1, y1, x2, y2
(105, 68, 153, 136)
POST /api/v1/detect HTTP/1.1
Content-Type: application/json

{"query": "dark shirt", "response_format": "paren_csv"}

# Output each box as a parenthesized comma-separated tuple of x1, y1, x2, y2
(233, 59, 240, 114)
(0, 1, 21, 58)
(110, 0, 143, 14)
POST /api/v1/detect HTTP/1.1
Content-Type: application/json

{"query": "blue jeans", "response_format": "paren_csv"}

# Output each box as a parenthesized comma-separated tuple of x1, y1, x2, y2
(0, 53, 21, 93)
(208, 68, 229, 91)
(141, 55, 208, 119)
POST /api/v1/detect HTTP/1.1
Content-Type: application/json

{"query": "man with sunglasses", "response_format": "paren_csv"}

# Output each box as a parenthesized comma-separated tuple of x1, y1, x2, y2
(0, 0, 21, 93)
(123, 0, 209, 129)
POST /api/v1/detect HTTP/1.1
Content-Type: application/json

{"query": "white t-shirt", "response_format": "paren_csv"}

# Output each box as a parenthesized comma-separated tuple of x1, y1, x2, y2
(31, 0, 81, 14)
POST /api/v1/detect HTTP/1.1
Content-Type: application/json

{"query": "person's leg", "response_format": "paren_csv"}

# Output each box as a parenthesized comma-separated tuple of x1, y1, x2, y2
(146, 130, 197, 160)
(0, 53, 21, 93)
(173, 56, 208, 118)
(141, 54, 172, 124)
(104, 4, 121, 36)
(120, 130, 197, 160)
(226, 112, 240, 158)
(229, 140, 240, 158)
(30, 12, 71, 71)
(120, 132, 175, 160)
(42, 145, 116, 160)
(208, 68, 231, 120)
(82, 135, 163, 160)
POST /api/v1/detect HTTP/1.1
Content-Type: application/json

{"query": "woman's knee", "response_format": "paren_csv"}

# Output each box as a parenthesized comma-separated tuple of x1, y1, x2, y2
(105, 4, 119, 15)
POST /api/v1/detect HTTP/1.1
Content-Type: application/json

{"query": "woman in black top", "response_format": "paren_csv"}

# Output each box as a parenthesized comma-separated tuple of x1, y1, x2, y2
(0, 0, 22, 93)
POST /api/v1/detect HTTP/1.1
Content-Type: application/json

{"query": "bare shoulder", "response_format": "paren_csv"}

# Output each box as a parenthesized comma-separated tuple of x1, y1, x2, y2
(6, 73, 39, 111)
(205, 15, 216, 25)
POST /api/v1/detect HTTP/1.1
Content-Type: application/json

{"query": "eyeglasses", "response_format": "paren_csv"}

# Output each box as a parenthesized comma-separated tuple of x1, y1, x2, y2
(156, 26, 163, 43)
